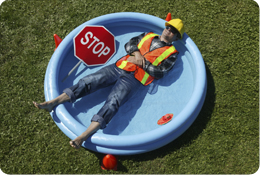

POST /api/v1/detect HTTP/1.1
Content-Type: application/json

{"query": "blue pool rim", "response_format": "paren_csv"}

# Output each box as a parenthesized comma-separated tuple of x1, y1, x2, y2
(44, 12, 207, 155)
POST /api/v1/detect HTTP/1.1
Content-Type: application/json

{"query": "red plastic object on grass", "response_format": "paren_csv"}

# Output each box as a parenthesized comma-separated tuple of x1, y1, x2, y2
(54, 34, 62, 51)
(165, 12, 172, 22)
(157, 113, 174, 125)
(101, 154, 117, 171)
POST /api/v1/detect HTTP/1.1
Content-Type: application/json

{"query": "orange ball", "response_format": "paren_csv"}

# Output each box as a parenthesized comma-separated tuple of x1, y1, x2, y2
(102, 154, 117, 170)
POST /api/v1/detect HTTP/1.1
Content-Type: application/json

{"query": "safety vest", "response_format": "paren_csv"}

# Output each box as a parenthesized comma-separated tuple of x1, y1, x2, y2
(116, 32, 178, 86)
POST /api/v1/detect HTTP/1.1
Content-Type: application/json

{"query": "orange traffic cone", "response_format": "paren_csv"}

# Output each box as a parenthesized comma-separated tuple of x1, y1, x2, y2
(53, 34, 62, 51)
(101, 154, 117, 171)
(165, 12, 171, 22)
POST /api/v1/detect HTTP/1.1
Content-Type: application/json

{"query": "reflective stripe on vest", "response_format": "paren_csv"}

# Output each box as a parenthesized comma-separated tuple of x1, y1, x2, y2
(138, 68, 152, 85)
(138, 33, 159, 49)
(116, 55, 137, 72)
(152, 46, 176, 66)
(142, 73, 150, 84)
(117, 60, 128, 69)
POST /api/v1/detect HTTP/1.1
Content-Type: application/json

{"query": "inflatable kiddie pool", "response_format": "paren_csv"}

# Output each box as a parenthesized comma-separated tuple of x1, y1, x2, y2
(44, 12, 207, 155)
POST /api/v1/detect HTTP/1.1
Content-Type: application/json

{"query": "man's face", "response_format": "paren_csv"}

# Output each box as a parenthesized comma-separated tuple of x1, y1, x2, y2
(162, 26, 175, 42)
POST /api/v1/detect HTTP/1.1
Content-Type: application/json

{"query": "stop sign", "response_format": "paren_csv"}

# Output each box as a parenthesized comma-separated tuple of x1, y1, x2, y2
(73, 25, 116, 66)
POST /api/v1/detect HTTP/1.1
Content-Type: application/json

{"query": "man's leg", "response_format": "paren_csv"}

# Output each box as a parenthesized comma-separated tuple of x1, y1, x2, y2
(91, 71, 142, 129)
(61, 64, 120, 103)
(33, 93, 70, 112)
(33, 64, 123, 149)
(70, 72, 141, 149)
(70, 121, 100, 149)
(33, 64, 119, 112)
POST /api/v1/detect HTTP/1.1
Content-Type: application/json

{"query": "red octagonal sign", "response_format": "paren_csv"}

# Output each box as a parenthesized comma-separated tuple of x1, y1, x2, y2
(74, 25, 116, 66)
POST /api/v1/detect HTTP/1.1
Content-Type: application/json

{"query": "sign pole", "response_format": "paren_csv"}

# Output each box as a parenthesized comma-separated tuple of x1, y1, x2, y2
(62, 60, 82, 82)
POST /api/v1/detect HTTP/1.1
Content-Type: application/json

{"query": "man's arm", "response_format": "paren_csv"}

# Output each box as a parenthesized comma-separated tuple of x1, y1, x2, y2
(127, 51, 178, 79)
(124, 32, 148, 54)
(127, 51, 146, 68)
(124, 32, 148, 68)
(143, 52, 178, 79)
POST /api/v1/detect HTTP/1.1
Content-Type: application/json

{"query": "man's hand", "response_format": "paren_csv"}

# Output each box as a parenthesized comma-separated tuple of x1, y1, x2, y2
(127, 51, 145, 68)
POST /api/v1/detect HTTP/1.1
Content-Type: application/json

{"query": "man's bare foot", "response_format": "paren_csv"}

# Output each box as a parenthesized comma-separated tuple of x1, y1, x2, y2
(69, 122, 100, 149)
(70, 138, 84, 149)
(33, 101, 54, 112)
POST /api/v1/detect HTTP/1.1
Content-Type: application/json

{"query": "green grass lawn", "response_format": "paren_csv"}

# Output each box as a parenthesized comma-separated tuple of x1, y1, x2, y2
(0, 0, 259, 174)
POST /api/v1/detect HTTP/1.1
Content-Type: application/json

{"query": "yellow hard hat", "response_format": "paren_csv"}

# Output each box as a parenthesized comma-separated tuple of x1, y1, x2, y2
(165, 18, 184, 39)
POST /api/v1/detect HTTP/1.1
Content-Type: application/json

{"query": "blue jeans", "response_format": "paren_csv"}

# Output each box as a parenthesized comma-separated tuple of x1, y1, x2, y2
(63, 64, 142, 129)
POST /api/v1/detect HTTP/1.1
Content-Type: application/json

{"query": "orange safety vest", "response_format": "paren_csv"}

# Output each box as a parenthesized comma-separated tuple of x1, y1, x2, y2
(116, 32, 178, 86)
